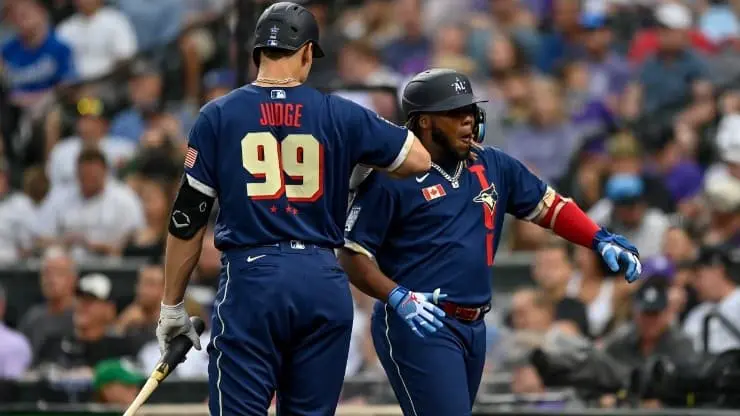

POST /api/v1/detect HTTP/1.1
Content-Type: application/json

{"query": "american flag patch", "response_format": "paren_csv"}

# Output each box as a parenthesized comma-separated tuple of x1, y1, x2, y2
(422, 184, 446, 201)
(184, 147, 198, 168)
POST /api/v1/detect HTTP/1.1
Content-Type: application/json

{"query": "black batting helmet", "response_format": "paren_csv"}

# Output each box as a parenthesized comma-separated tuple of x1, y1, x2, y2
(252, 2, 325, 66)
(402, 68, 488, 143)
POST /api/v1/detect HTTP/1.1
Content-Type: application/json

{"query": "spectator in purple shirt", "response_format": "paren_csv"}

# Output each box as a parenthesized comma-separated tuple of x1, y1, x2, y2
(505, 76, 581, 184)
(643, 125, 704, 218)
(560, 60, 618, 154)
(0, 283, 32, 380)
(579, 13, 632, 114)
(381, 0, 430, 75)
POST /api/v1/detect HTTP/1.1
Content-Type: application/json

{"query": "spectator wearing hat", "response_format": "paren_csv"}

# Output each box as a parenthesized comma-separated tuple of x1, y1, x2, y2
(202, 68, 236, 103)
(92, 358, 145, 405)
(36, 147, 145, 261)
(46, 95, 135, 188)
(643, 125, 704, 218)
(683, 244, 740, 354)
(110, 59, 192, 145)
(602, 279, 696, 387)
(588, 173, 670, 258)
(35, 273, 139, 369)
(627, 2, 717, 65)
(624, 3, 715, 130)
(0, 283, 32, 380)
(709, 113, 740, 183)
(703, 172, 740, 248)
(696, 0, 740, 46)
(639, 255, 688, 322)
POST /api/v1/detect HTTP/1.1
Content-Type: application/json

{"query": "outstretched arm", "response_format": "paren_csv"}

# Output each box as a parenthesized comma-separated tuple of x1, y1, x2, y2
(526, 187, 642, 282)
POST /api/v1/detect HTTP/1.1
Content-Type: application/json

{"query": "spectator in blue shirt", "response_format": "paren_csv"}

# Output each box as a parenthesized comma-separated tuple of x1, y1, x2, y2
(110, 59, 190, 144)
(1, 0, 75, 111)
(536, 0, 583, 74)
(624, 3, 714, 130)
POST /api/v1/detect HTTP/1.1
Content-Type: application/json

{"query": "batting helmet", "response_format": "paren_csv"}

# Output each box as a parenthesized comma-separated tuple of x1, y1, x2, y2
(401, 68, 488, 143)
(252, 2, 325, 66)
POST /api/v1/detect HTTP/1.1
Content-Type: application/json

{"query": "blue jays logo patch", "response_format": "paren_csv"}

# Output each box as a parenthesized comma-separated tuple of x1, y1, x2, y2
(473, 184, 498, 214)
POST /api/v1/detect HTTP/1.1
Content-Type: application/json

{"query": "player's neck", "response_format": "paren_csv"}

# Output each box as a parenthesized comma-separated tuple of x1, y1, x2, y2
(428, 147, 459, 172)
(254, 65, 303, 87)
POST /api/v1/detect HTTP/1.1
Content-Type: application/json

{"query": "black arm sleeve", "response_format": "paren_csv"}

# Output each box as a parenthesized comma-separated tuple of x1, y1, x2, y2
(168, 175, 216, 240)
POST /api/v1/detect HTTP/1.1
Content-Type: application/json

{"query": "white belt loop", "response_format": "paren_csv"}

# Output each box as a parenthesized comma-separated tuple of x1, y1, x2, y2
(290, 240, 305, 250)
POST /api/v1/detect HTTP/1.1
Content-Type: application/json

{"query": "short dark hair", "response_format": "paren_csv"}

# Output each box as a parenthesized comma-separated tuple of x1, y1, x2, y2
(260, 47, 299, 61)
(77, 146, 107, 168)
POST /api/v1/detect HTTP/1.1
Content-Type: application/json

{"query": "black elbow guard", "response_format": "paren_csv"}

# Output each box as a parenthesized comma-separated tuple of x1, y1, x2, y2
(169, 175, 215, 240)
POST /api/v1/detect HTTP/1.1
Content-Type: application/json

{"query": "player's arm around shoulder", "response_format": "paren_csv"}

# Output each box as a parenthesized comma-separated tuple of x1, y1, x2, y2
(330, 95, 430, 178)
(387, 132, 430, 178)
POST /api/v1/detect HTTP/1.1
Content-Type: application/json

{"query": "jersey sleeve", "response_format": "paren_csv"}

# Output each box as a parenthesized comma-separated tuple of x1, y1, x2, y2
(343, 174, 397, 258)
(333, 96, 414, 172)
(184, 109, 219, 198)
(496, 149, 548, 219)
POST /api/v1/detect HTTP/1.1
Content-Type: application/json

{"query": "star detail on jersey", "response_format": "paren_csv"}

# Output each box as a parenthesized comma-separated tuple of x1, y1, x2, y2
(473, 183, 498, 215)
(422, 184, 446, 201)
(270, 205, 278, 213)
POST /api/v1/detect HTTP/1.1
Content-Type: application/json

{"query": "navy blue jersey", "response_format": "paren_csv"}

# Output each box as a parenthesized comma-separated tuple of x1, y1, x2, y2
(344, 146, 548, 305)
(185, 84, 412, 250)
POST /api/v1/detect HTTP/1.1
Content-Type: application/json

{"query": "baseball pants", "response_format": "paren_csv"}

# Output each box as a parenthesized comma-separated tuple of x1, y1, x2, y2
(208, 242, 353, 416)
(371, 302, 487, 416)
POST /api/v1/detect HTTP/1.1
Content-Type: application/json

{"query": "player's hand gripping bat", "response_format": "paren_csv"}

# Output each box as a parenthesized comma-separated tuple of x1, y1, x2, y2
(123, 316, 206, 416)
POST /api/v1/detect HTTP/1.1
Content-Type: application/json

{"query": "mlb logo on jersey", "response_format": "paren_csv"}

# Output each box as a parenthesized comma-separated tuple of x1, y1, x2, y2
(422, 184, 446, 201)
(271, 89, 286, 99)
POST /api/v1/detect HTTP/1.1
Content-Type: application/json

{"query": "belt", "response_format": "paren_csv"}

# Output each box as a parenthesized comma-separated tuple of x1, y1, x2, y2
(440, 302, 491, 322)
(224, 240, 333, 255)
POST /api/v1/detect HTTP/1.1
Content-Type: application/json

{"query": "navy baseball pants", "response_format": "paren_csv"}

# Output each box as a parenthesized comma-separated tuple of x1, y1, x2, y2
(208, 242, 353, 416)
(372, 302, 487, 416)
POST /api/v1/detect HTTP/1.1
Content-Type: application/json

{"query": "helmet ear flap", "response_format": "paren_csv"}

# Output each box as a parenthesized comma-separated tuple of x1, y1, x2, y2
(474, 106, 486, 144)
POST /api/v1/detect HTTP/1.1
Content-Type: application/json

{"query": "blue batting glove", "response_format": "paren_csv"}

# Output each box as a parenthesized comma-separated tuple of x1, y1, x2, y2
(387, 286, 448, 338)
(593, 227, 642, 283)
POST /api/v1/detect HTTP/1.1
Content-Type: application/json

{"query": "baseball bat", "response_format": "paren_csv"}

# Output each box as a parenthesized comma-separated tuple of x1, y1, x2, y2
(123, 316, 206, 416)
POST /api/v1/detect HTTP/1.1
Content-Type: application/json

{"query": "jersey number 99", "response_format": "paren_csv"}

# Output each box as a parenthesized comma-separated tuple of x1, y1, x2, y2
(241, 132, 324, 202)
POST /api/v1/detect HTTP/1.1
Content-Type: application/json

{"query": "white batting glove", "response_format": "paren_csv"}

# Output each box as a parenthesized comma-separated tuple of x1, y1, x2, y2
(156, 302, 202, 354)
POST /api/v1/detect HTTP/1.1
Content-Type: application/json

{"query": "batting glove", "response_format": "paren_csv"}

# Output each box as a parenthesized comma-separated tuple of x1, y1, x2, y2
(157, 302, 202, 354)
(593, 227, 642, 283)
(388, 286, 447, 338)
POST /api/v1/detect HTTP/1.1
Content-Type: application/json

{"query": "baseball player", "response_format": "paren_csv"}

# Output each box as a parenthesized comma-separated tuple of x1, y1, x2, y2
(155, 3, 431, 415)
(338, 68, 642, 415)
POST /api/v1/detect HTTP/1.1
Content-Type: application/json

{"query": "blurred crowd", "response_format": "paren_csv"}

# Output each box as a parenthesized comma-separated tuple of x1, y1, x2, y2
(1, 0, 740, 409)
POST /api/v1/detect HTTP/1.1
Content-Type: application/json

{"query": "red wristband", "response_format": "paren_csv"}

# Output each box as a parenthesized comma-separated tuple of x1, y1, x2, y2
(538, 194, 600, 248)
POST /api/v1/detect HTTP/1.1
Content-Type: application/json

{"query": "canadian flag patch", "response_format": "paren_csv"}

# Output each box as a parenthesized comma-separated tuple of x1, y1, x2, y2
(422, 184, 446, 201)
